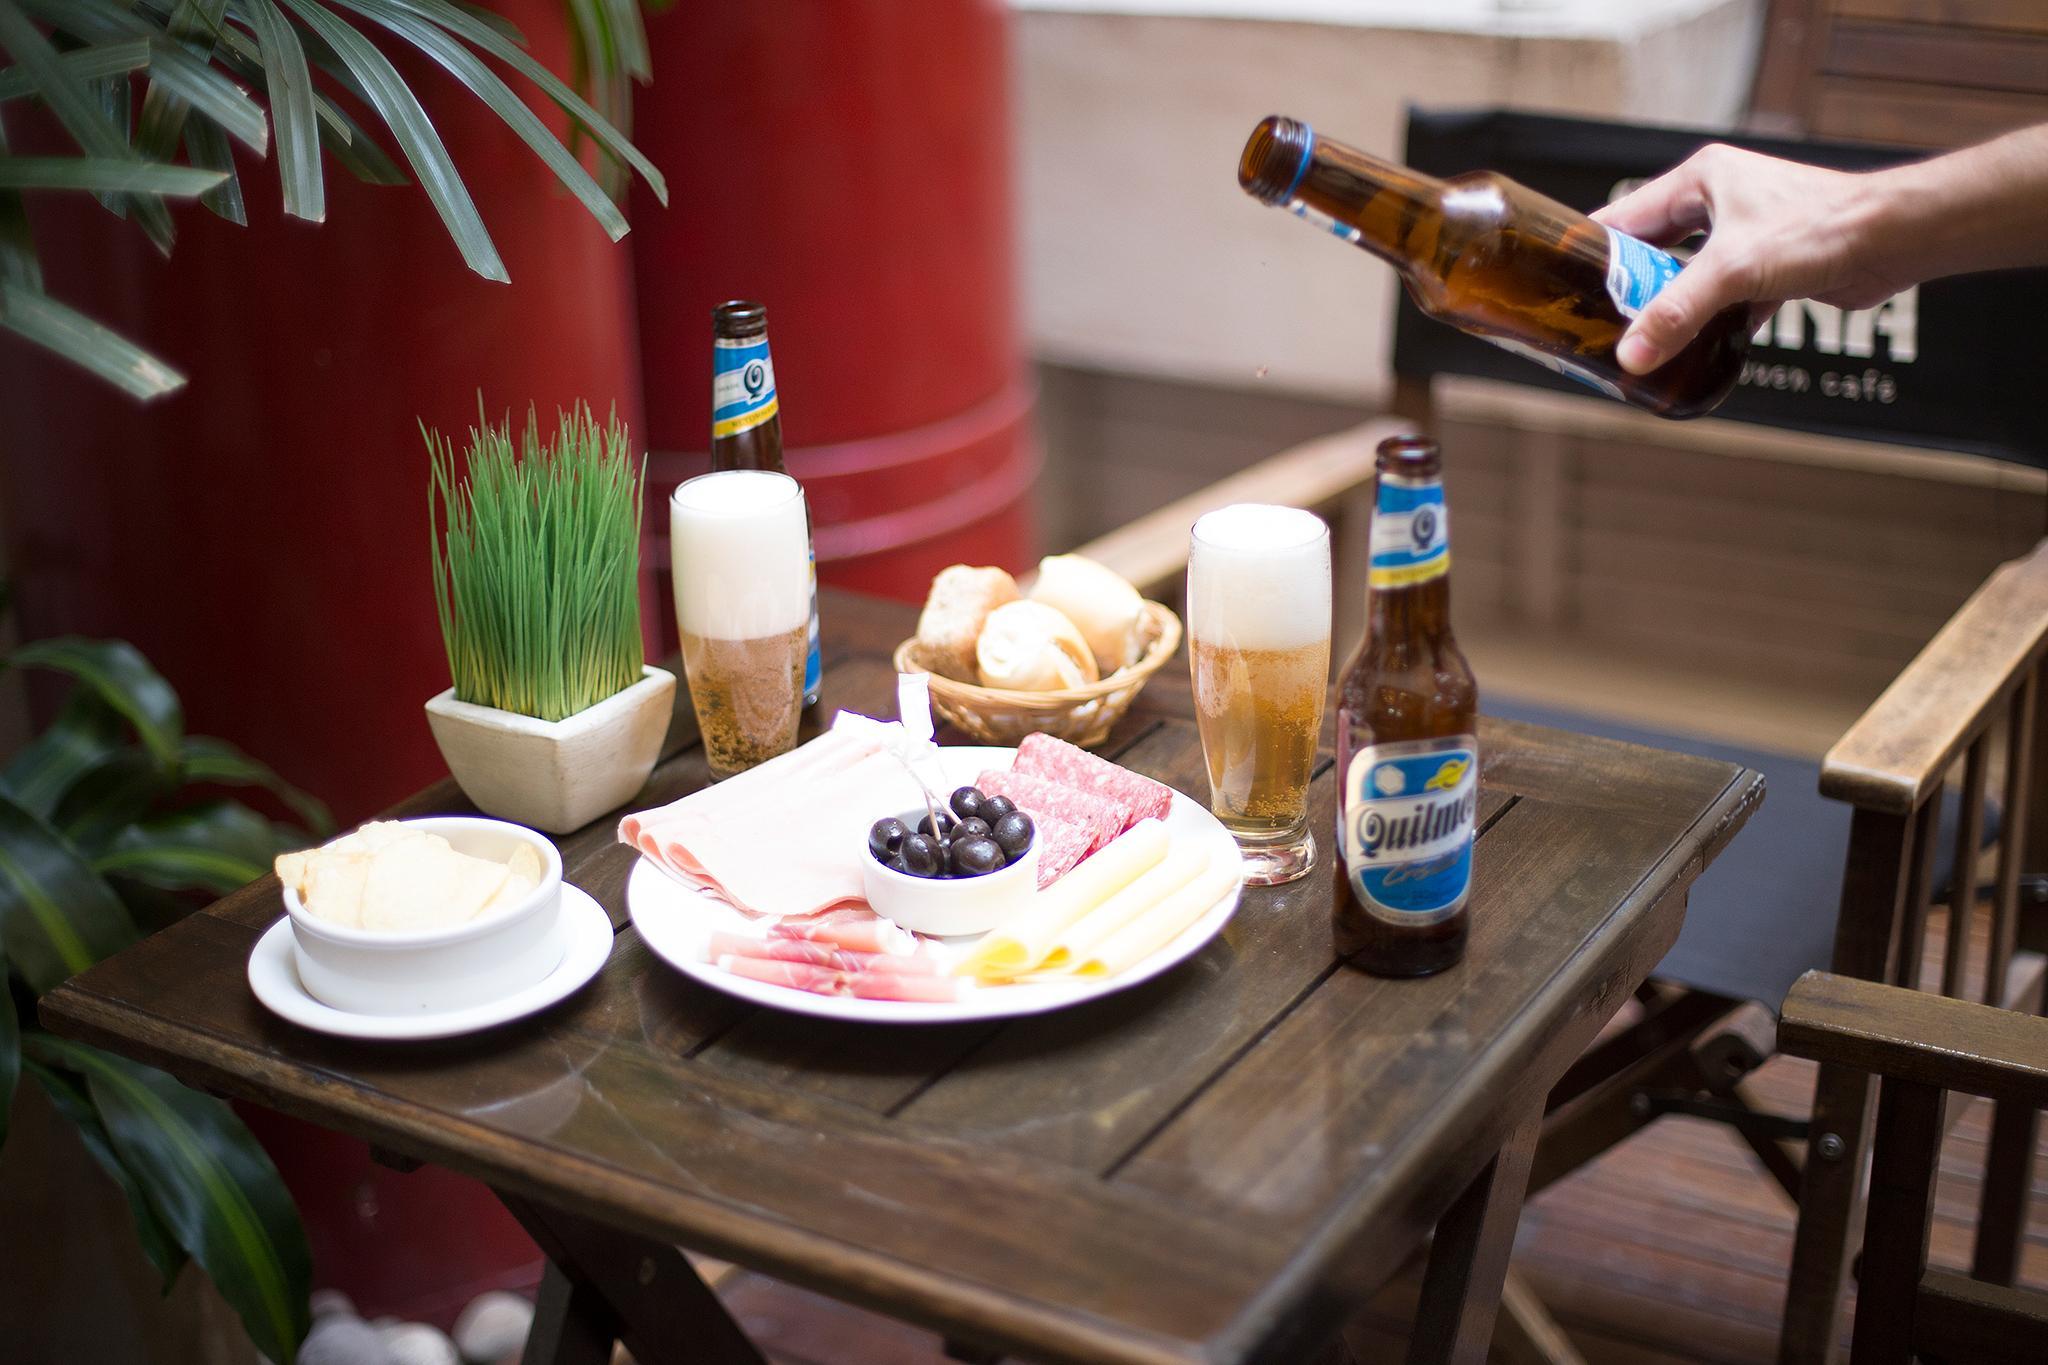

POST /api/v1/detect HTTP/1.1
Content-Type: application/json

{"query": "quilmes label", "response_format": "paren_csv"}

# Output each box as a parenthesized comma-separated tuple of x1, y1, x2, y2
(1341, 737, 1478, 926)
(712, 336, 778, 439)
(1369, 472, 1449, 589)
(1603, 227, 1683, 320)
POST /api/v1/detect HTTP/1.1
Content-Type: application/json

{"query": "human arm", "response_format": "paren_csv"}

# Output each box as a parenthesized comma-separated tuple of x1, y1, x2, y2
(1591, 124, 2048, 374)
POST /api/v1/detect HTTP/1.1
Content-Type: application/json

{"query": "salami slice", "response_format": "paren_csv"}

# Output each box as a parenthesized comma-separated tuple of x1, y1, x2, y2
(976, 768, 1124, 886)
(1013, 732, 1175, 831)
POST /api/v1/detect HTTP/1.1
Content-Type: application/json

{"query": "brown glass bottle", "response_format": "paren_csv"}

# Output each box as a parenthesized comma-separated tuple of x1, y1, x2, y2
(711, 300, 821, 706)
(1239, 116, 1750, 419)
(1333, 435, 1478, 977)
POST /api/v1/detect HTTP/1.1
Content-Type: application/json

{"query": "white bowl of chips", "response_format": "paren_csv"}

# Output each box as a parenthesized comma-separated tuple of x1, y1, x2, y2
(276, 818, 565, 1016)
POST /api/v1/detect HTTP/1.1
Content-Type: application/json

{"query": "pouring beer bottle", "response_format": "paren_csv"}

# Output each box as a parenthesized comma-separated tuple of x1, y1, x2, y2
(1238, 116, 1749, 419)
(710, 300, 821, 707)
(1334, 434, 1479, 977)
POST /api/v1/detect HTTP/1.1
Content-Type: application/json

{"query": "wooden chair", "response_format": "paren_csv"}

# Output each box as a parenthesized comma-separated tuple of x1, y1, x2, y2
(1777, 970, 2048, 1364)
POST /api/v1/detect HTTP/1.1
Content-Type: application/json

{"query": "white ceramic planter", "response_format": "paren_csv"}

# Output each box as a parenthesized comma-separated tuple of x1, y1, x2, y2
(425, 666, 676, 833)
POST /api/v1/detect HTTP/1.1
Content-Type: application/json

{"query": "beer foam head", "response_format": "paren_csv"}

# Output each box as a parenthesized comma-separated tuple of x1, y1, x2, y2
(670, 471, 811, 640)
(1188, 503, 1331, 650)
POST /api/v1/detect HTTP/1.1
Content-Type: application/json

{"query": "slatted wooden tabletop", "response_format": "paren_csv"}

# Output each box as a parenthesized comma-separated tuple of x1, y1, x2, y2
(39, 589, 1763, 1365)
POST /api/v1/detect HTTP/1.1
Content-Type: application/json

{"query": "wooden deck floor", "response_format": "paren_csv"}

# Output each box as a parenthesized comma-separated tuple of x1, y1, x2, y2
(680, 906, 2047, 1364)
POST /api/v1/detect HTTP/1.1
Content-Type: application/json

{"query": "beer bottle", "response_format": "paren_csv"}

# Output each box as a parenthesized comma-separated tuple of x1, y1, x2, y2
(1334, 435, 1479, 977)
(1237, 116, 1750, 419)
(711, 300, 821, 708)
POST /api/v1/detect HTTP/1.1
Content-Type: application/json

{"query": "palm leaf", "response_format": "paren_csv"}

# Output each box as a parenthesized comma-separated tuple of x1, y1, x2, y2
(0, 280, 186, 399)
(0, 112, 41, 291)
(29, 1034, 312, 1362)
(0, 0, 179, 254)
(6, 639, 184, 770)
(241, 0, 323, 219)
(0, 38, 152, 99)
(23, 1054, 189, 1288)
(337, 0, 625, 239)
(0, 157, 227, 195)
(183, 116, 246, 223)
(95, 799, 285, 895)
(0, 691, 130, 819)
(0, 793, 138, 992)
(177, 737, 333, 835)
(135, 0, 230, 165)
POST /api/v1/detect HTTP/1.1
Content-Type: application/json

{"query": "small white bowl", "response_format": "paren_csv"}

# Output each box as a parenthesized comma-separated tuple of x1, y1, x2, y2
(284, 817, 565, 1016)
(860, 810, 1041, 938)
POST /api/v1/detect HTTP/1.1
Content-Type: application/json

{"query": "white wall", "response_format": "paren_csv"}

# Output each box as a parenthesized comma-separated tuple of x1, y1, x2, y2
(1010, 0, 1764, 403)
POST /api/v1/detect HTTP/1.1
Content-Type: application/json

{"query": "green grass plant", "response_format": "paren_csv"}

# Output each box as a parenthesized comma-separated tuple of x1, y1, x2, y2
(428, 402, 646, 722)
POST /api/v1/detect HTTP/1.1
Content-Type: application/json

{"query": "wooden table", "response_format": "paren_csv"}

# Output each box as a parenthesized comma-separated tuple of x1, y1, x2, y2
(40, 589, 1763, 1365)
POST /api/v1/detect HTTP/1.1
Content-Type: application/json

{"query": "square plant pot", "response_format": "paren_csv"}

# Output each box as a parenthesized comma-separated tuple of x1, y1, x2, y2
(425, 666, 676, 833)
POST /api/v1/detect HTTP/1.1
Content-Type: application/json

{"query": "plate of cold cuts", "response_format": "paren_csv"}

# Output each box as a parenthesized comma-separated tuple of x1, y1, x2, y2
(622, 720, 1245, 1023)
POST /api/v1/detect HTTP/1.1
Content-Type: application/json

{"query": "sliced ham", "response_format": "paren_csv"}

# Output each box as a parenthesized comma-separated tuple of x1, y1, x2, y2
(716, 955, 964, 1003)
(1014, 732, 1175, 830)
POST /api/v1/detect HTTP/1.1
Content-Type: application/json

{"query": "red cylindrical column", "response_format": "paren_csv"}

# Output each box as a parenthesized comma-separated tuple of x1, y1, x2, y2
(631, 0, 1038, 636)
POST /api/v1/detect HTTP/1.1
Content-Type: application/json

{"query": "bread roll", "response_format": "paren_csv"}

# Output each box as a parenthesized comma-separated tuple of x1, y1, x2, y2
(915, 565, 1019, 681)
(1029, 554, 1145, 675)
(976, 600, 1099, 691)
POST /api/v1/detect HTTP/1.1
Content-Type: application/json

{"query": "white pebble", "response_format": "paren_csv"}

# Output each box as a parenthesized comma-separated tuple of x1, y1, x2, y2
(309, 1289, 357, 1321)
(377, 1322, 460, 1365)
(453, 1291, 535, 1363)
(299, 1315, 397, 1365)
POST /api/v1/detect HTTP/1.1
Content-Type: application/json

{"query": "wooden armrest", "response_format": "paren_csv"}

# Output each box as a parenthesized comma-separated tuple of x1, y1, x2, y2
(1778, 971, 2048, 1107)
(1066, 417, 1416, 600)
(1821, 537, 2048, 814)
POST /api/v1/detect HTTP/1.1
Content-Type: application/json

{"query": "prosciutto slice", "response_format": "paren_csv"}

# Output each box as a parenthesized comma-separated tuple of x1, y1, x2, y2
(705, 931, 940, 975)
(716, 955, 964, 1003)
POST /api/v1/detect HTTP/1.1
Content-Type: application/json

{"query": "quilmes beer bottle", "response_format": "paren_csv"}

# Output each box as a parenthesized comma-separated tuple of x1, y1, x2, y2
(1238, 116, 1749, 419)
(710, 300, 821, 708)
(1334, 435, 1479, 976)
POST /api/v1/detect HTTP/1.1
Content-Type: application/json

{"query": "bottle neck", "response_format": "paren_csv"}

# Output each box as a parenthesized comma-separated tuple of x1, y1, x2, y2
(710, 331, 785, 473)
(1367, 577, 1453, 653)
(1290, 131, 1447, 270)
(1365, 467, 1453, 649)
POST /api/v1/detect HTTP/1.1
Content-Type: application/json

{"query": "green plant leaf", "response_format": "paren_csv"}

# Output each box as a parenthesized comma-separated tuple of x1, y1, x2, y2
(95, 800, 282, 895)
(0, 113, 41, 291)
(374, 0, 666, 204)
(0, 0, 179, 254)
(22, 1054, 189, 1287)
(0, 691, 130, 819)
(51, 748, 175, 854)
(337, 0, 625, 239)
(6, 638, 184, 771)
(34, 0, 275, 156)
(29, 1034, 311, 1359)
(177, 737, 333, 836)
(142, 33, 270, 154)
(277, 0, 505, 281)
(0, 156, 228, 195)
(183, 116, 245, 224)
(0, 948, 17, 1146)
(87, 66, 130, 218)
(0, 793, 138, 992)
(135, 0, 229, 165)
(240, 0, 323, 220)
(0, 37, 152, 100)
(0, 280, 186, 399)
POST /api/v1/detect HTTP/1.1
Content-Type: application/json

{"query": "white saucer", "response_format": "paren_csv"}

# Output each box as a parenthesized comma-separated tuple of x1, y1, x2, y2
(247, 884, 613, 1040)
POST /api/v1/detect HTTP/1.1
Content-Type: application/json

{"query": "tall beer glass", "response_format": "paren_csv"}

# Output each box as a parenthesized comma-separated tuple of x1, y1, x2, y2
(1188, 504, 1332, 885)
(671, 470, 811, 779)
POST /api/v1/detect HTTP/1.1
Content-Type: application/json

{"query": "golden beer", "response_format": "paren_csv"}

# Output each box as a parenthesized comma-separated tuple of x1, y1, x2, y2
(1187, 504, 1332, 885)
(680, 625, 807, 778)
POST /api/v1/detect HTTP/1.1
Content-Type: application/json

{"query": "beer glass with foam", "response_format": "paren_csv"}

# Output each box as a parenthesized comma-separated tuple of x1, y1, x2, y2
(1187, 505, 1332, 885)
(670, 470, 812, 779)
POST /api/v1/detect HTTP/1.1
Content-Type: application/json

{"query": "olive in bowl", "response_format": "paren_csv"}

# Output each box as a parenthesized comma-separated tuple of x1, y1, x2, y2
(862, 790, 1039, 937)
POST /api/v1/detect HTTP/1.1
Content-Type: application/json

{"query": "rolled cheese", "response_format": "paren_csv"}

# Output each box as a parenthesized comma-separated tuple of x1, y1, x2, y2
(1067, 858, 1239, 979)
(956, 819, 1169, 978)
(1039, 838, 1207, 971)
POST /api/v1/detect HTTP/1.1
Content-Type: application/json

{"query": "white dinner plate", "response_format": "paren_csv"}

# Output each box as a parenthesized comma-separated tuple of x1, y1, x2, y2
(247, 883, 613, 1040)
(627, 744, 1245, 1023)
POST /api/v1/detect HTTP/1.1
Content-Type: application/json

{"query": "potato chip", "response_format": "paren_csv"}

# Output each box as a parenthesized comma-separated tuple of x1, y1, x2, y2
(281, 823, 547, 932)
(507, 843, 545, 885)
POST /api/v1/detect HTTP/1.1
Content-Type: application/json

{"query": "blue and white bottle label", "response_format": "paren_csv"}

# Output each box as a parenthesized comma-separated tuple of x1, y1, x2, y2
(1369, 473, 1449, 589)
(1481, 334, 1625, 400)
(1603, 228, 1683, 320)
(1288, 199, 1364, 246)
(712, 336, 778, 439)
(1341, 736, 1478, 926)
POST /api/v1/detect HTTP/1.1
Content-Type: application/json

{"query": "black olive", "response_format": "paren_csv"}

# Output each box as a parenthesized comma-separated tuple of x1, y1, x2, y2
(916, 810, 954, 840)
(868, 818, 908, 863)
(980, 795, 1016, 824)
(900, 832, 942, 878)
(949, 786, 984, 821)
(992, 810, 1034, 859)
(954, 817, 991, 843)
(951, 837, 1005, 877)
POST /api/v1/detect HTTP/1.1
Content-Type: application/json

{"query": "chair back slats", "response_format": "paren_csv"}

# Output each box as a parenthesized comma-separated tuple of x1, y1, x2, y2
(1893, 796, 1941, 991)
(1986, 668, 2039, 1008)
(1941, 734, 1993, 999)
(1850, 1078, 1947, 1365)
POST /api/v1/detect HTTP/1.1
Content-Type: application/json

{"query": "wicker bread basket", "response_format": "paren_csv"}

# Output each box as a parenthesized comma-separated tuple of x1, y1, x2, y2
(893, 600, 1183, 749)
